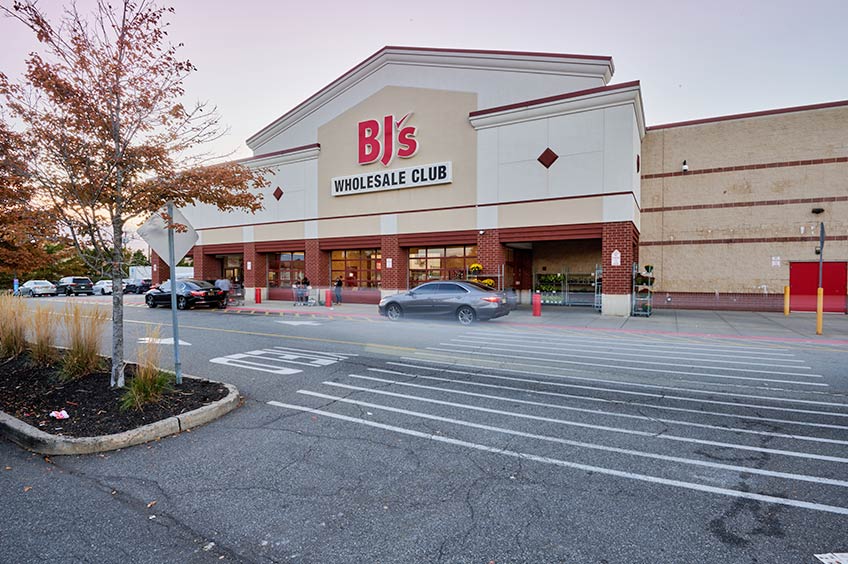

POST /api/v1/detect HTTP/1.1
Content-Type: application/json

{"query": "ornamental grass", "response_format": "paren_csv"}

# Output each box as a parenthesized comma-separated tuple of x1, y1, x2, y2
(121, 325, 173, 411)
(0, 294, 27, 359)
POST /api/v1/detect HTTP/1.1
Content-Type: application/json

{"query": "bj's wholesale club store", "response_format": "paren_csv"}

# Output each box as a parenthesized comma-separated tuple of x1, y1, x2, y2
(152, 47, 847, 316)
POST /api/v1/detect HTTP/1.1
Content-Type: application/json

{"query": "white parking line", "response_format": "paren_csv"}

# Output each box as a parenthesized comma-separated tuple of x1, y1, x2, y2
(267, 400, 848, 516)
(361, 369, 848, 446)
(424, 347, 827, 387)
(299, 389, 848, 488)
(455, 336, 808, 367)
(467, 329, 797, 355)
(397, 359, 848, 416)
(324, 380, 848, 464)
(438, 343, 819, 378)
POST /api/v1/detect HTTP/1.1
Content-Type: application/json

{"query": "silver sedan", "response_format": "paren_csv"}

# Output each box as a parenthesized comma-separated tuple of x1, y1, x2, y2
(17, 280, 57, 297)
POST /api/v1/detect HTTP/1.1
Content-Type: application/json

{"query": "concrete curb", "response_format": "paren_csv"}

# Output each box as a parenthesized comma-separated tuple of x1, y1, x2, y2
(0, 376, 239, 456)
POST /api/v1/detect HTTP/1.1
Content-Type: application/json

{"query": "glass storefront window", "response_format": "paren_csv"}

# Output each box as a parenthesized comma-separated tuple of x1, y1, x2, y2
(331, 249, 382, 289)
(267, 251, 305, 288)
(407, 245, 478, 287)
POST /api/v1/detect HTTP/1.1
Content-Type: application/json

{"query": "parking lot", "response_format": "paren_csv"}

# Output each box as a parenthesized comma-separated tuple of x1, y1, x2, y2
(2, 295, 847, 563)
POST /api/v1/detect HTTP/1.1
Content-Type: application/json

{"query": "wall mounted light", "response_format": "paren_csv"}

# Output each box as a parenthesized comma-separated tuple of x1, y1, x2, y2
(479, 230, 485, 235)
(681, 160, 689, 173)
(812, 207, 825, 214)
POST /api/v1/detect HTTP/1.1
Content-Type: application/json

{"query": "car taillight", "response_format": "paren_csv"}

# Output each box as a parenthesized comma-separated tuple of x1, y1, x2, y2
(481, 296, 501, 303)
(190, 290, 204, 297)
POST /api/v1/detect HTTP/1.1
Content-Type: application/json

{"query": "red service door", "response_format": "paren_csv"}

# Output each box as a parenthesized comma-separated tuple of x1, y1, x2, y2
(789, 261, 847, 313)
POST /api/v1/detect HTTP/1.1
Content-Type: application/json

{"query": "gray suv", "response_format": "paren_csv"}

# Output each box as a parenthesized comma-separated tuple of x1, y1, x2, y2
(56, 276, 94, 296)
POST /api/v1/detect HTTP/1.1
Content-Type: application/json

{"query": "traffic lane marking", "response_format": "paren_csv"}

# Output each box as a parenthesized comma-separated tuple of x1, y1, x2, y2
(210, 346, 357, 376)
(267, 400, 848, 516)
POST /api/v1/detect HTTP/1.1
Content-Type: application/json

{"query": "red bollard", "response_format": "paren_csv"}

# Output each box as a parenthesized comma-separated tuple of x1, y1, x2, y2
(325, 289, 333, 308)
(254, 288, 262, 304)
(532, 292, 542, 317)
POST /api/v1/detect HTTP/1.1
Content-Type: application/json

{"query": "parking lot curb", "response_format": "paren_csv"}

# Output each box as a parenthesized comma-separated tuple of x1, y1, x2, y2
(0, 376, 239, 456)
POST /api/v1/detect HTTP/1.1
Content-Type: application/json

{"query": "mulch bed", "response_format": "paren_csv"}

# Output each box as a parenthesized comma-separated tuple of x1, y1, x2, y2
(0, 352, 228, 438)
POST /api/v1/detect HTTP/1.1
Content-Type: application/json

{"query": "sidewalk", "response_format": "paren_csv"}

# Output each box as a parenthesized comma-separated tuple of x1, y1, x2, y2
(230, 299, 848, 344)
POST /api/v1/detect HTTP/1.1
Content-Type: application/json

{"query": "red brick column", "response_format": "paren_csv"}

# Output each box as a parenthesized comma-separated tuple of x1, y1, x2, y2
(380, 235, 405, 290)
(243, 243, 267, 287)
(192, 246, 222, 281)
(477, 230, 505, 275)
(305, 239, 329, 287)
(601, 221, 639, 315)
(151, 251, 169, 284)
(602, 222, 638, 293)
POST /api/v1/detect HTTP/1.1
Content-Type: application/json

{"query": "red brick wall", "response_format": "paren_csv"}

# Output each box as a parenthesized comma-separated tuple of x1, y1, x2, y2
(477, 230, 506, 275)
(191, 246, 222, 281)
(305, 239, 328, 286)
(243, 243, 267, 288)
(151, 252, 169, 285)
(380, 235, 405, 290)
(602, 221, 639, 294)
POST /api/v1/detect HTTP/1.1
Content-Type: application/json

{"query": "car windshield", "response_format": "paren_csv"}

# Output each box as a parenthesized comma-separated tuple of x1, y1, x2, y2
(185, 280, 214, 289)
(464, 281, 497, 292)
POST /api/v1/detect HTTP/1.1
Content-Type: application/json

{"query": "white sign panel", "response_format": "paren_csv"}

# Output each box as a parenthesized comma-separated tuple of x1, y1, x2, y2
(138, 207, 198, 264)
(771, 256, 781, 267)
(332, 162, 452, 197)
(611, 250, 621, 266)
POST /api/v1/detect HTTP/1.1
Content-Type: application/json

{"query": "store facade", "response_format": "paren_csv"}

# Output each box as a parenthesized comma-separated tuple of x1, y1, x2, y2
(152, 47, 847, 315)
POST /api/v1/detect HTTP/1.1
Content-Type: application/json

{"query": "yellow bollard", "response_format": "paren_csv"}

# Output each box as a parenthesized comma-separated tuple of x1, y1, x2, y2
(816, 287, 824, 335)
(783, 286, 790, 316)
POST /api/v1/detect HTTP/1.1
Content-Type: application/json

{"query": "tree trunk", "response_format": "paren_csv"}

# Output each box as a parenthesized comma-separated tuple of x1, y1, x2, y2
(110, 220, 125, 388)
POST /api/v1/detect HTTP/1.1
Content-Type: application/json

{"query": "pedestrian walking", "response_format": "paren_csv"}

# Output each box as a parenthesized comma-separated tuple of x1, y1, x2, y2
(334, 276, 343, 304)
(215, 277, 231, 304)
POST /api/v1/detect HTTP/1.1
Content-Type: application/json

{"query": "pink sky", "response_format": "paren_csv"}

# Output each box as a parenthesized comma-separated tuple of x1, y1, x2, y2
(2, 0, 847, 161)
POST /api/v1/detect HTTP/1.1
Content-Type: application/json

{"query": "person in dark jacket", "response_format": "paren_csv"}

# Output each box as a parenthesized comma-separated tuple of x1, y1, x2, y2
(334, 276, 343, 304)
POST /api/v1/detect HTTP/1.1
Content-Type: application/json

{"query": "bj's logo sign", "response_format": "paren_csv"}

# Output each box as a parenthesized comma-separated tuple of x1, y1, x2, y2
(358, 113, 418, 166)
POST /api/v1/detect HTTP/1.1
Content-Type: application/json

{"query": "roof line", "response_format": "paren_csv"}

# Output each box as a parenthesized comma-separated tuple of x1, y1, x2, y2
(470, 80, 641, 117)
(246, 46, 614, 145)
(237, 143, 320, 164)
(647, 99, 848, 131)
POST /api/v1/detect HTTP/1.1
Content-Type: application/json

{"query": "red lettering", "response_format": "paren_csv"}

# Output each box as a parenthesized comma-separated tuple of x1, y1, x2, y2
(397, 125, 418, 158)
(358, 119, 380, 164)
(380, 114, 394, 166)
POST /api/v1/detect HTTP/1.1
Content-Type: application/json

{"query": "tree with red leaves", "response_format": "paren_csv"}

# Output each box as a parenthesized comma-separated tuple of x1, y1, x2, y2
(0, 1, 269, 387)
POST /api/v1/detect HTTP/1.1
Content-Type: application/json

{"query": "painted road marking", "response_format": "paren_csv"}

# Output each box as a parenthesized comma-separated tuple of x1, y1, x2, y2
(302, 388, 848, 488)
(267, 400, 848, 516)
(210, 346, 356, 375)
(391, 361, 848, 430)
(322, 380, 848, 463)
(815, 554, 848, 564)
(423, 347, 826, 386)
(361, 369, 848, 446)
(138, 337, 191, 345)
(276, 320, 323, 326)
(398, 358, 848, 415)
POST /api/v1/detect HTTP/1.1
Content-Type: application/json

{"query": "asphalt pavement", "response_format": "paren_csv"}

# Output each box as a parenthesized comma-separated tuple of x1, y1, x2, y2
(2, 294, 847, 563)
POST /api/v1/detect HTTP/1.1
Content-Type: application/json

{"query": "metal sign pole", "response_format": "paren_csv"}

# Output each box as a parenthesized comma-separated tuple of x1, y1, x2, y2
(167, 201, 183, 385)
(818, 222, 826, 288)
(816, 222, 825, 336)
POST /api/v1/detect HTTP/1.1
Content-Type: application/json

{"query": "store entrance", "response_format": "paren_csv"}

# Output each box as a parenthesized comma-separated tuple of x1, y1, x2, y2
(220, 255, 244, 285)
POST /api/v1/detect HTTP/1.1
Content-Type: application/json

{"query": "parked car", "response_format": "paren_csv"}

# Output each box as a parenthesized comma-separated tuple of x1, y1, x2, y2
(17, 280, 57, 297)
(56, 276, 94, 296)
(92, 280, 113, 295)
(124, 278, 152, 294)
(378, 281, 510, 325)
(145, 279, 226, 310)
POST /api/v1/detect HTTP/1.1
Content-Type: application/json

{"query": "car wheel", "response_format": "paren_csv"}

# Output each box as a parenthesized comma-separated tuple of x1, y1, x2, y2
(66, 288, 73, 296)
(145, 295, 157, 308)
(457, 306, 476, 326)
(386, 303, 402, 321)
(177, 296, 188, 310)
(101, 289, 106, 295)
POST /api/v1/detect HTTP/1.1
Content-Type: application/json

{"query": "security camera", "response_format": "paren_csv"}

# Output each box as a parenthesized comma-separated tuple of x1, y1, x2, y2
(682, 160, 689, 173)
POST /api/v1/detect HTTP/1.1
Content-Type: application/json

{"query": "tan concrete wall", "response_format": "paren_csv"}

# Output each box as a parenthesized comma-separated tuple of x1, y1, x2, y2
(642, 105, 848, 175)
(640, 105, 848, 293)
(499, 197, 603, 228)
(254, 222, 304, 242)
(397, 207, 476, 234)
(317, 86, 478, 218)
(533, 240, 602, 274)
(318, 215, 381, 239)
(201, 227, 243, 245)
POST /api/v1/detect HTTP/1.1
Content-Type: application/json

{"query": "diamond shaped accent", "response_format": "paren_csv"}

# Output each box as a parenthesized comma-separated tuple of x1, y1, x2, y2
(538, 148, 558, 169)
(272, 187, 284, 201)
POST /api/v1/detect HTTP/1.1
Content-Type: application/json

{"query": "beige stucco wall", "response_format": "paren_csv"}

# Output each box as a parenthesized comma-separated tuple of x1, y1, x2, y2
(317, 86, 478, 218)
(254, 222, 305, 243)
(499, 197, 604, 229)
(640, 105, 848, 293)
(397, 207, 476, 234)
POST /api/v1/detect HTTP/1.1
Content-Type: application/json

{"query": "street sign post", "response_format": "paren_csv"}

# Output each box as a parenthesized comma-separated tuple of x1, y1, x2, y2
(138, 205, 198, 384)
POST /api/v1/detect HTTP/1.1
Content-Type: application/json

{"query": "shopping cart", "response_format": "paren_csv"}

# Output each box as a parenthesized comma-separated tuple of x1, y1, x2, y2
(228, 284, 245, 307)
(293, 285, 318, 306)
